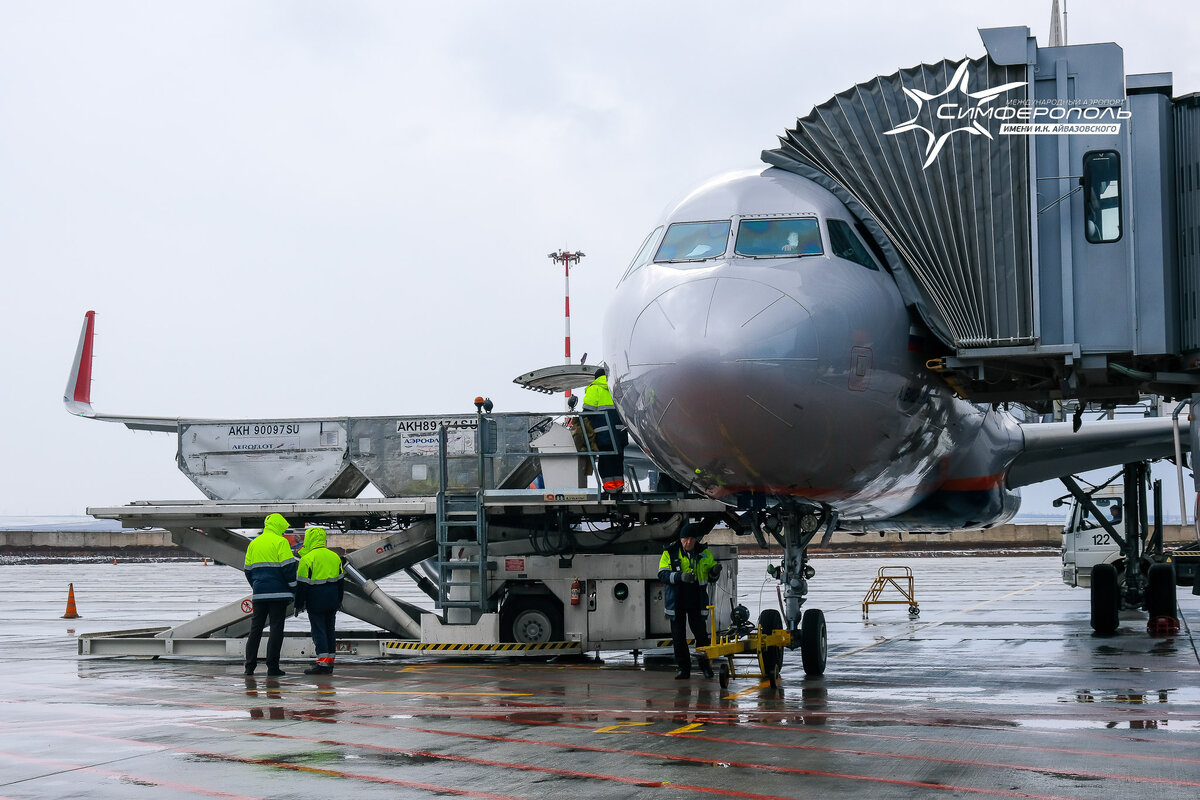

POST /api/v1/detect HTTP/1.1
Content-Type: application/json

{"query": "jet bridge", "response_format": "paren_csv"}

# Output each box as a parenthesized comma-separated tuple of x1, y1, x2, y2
(763, 25, 1200, 410)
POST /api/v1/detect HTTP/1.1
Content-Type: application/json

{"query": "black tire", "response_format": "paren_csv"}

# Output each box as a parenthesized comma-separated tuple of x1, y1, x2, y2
(757, 609, 784, 686)
(1090, 562, 1120, 635)
(718, 661, 730, 690)
(800, 608, 827, 676)
(1146, 562, 1177, 619)
(500, 595, 563, 644)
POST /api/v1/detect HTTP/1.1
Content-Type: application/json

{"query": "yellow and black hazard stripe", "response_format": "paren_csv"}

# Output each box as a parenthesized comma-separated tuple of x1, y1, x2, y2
(382, 641, 581, 653)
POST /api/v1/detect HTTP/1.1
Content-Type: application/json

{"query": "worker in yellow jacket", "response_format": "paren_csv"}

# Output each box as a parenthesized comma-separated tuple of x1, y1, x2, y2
(244, 513, 298, 677)
(582, 367, 627, 492)
(295, 526, 345, 675)
(658, 523, 721, 679)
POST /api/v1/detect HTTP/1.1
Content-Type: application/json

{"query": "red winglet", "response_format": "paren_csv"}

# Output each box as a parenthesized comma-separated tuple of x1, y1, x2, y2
(64, 310, 96, 413)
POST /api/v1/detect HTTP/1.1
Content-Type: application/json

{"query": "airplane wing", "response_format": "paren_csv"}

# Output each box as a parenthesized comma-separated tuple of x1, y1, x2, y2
(1006, 416, 1190, 488)
(63, 311, 182, 433)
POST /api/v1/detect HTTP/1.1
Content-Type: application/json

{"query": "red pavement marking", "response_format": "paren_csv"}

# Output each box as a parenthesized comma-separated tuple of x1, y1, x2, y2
(243, 728, 804, 800)
(395, 724, 1129, 800)
(0, 750, 262, 799)
(49, 734, 525, 800)
(41, 665, 1200, 797)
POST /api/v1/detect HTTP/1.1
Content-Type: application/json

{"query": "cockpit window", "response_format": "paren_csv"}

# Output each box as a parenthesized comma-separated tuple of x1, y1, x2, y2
(827, 218, 879, 270)
(621, 226, 663, 282)
(734, 218, 822, 258)
(654, 221, 730, 263)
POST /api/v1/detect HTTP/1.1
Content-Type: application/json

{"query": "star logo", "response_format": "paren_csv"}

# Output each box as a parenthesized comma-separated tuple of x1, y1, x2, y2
(884, 60, 1026, 169)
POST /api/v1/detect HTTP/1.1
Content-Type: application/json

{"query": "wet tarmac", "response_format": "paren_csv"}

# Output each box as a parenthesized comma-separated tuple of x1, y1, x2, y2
(2, 555, 1199, 798)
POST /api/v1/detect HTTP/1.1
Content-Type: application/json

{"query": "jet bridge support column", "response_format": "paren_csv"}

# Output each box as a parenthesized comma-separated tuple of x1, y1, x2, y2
(1121, 463, 1147, 608)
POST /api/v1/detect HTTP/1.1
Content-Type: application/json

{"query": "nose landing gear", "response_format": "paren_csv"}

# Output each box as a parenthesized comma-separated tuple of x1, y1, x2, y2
(760, 503, 835, 676)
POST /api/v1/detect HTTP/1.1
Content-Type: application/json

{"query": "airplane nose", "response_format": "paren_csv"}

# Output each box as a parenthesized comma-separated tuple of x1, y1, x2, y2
(622, 276, 821, 493)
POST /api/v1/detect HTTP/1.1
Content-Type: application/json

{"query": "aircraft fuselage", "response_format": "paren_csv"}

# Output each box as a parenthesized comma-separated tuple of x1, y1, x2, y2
(604, 168, 1022, 528)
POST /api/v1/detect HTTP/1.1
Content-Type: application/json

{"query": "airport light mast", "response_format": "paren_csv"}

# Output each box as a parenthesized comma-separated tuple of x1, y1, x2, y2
(548, 249, 585, 406)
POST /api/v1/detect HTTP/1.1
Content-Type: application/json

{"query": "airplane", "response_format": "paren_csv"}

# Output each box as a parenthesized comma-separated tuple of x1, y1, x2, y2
(599, 165, 1192, 672)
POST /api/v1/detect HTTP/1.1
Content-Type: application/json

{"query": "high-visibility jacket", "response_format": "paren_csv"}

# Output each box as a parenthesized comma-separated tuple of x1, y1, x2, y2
(295, 526, 344, 614)
(582, 375, 615, 412)
(658, 542, 718, 615)
(244, 513, 298, 601)
(582, 375, 626, 446)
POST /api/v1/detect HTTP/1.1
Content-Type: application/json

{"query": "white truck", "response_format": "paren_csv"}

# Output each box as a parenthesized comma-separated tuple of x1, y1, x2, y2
(1060, 485, 1125, 588)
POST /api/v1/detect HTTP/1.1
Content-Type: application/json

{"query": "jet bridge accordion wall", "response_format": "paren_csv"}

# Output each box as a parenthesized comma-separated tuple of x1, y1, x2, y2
(763, 56, 1033, 351)
(1177, 93, 1200, 353)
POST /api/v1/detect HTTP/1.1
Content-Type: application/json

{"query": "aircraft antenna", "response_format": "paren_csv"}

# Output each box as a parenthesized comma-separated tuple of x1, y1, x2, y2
(547, 249, 586, 407)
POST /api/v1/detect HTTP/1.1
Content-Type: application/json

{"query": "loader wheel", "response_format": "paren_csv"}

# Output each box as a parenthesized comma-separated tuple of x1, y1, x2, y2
(718, 661, 730, 690)
(501, 595, 563, 644)
(757, 609, 784, 687)
(1090, 562, 1120, 635)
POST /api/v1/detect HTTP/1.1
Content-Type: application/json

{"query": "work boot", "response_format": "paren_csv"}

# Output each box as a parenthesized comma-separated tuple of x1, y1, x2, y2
(701, 661, 715, 680)
(243, 664, 256, 675)
(304, 665, 332, 675)
(674, 669, 690, 680)
(266, 667, 286, 677)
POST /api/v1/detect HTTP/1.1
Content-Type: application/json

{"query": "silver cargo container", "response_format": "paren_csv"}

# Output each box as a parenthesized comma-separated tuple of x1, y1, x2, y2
(176, 413, 547, 501)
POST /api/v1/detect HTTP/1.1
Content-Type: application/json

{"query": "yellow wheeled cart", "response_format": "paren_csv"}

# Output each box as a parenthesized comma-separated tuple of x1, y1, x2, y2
(697, 605, 796, 689)
(861, 565, 919, 618)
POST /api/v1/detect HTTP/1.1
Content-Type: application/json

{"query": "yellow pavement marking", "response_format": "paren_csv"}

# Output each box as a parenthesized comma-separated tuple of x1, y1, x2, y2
(839, 579, 1049, 658)
(723, 681, 770, 699)
(666, 723, 706, 735)
(595, 721, 655, 733)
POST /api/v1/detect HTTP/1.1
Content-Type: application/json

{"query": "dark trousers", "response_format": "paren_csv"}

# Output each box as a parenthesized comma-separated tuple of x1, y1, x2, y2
(246, 599, 288, 669)
(670, 607, 711, 673)
(309, 610, 337, 659)
(586, 412, 626, 485)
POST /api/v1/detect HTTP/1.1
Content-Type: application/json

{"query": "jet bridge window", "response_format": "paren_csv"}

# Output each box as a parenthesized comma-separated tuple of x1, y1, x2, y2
(654, 221, 730, 263)
(734, 217, 822, 258)
(827, 219, 879, 270)
(1082, 150, 1122, 243)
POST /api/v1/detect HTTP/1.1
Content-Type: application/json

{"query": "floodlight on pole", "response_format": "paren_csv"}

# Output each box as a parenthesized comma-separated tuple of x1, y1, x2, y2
(548, 249, 586, 405)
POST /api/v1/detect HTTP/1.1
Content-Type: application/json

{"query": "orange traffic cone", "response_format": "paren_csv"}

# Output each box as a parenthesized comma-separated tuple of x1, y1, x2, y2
(62, 583, 80, 619)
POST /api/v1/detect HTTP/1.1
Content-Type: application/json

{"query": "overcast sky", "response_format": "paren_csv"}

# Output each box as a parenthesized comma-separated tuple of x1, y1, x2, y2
(2, 1, 1197, 517)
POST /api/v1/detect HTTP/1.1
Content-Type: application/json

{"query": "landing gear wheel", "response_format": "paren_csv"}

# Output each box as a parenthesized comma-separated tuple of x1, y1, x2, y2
(500, 595, 563, 644)
(718, 661, 730, 690)
(757, 609, 784, 687)
(1146, 562, 1177, 619)
(908, 605, 920, 618)
(1090, 562, 1120, 635)
(800, 608, 827, 676)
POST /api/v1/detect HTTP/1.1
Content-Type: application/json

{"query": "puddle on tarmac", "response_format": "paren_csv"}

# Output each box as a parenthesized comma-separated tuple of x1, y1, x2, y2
(1015, 717, 1200, 730)
(1060, 689, 1174, 704)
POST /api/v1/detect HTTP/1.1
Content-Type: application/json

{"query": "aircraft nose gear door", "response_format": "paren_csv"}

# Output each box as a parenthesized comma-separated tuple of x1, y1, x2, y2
(765, 504, 834, 676)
